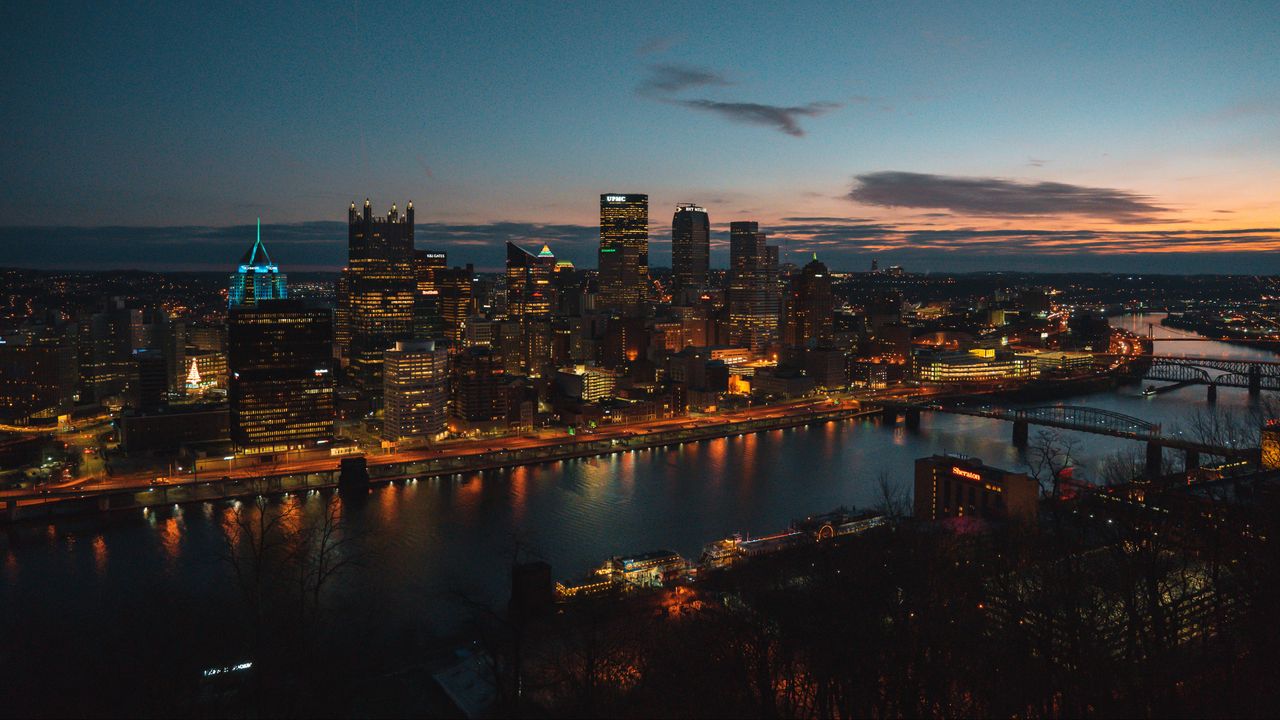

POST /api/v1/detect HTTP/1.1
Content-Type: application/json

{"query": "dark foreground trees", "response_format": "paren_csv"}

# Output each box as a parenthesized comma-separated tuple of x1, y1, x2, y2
(480, 491, 1280, 719)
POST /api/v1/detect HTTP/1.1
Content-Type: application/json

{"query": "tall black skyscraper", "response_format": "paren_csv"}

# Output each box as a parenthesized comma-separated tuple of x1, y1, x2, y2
(344, 199, 416, 401)
(671, 203, 710, 293)
(228, 300, 335, 454)
(598, 193, 648, 313)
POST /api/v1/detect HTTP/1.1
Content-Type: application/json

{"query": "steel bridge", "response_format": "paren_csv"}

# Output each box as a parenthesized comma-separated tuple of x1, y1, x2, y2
(1136, 356, 1280, 392)
(879, 400, 1258, 476)
(940, 404, 1162, 440)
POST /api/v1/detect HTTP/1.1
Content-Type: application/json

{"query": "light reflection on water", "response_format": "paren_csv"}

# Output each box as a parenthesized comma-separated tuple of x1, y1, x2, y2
(2, 312, 1275, 638)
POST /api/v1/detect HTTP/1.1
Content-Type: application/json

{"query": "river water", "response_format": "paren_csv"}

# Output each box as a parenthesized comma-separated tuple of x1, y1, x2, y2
(1, 313, 1272, 680)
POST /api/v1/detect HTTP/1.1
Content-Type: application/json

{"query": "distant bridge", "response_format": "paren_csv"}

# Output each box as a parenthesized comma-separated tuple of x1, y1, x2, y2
(879, 400, 1257, 476)
(1140, 356, 1280, 392)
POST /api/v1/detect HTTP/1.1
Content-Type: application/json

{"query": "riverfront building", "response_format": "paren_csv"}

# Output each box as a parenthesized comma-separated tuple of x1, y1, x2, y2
(227, 300, 335, 454)
(381, 340, 449, 443)
(450, 346, 510, 432)
(914, 348, 1034, 383)
(913, 455, 1038, 523)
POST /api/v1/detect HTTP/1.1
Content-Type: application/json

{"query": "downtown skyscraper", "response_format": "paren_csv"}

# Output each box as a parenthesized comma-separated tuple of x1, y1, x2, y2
(671, 203, 710, 292)
(783, 254, 835, 348)
(728, 221, 780, 353)
(227, 300, 335, 454)
(228, 218, 287, 308)
(598, 194, 648, 313)
(344, 199, 416, 402)
(505, 242, 555, 320)
(381, 339, 449, 443)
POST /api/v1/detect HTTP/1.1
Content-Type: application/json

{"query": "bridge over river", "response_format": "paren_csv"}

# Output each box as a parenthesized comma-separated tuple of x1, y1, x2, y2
(878, 400, 1257, 478)
(1134, 355, 1280, 394)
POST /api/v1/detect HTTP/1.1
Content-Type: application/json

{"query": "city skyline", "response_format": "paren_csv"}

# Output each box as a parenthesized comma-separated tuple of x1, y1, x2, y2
(7, 5, 1280, 716)
(2, 2, 1278, 274)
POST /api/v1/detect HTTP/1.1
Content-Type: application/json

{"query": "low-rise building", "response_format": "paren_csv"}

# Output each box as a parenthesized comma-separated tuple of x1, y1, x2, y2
(915, 348, 1033, 383)
(914, 454, 1039, 523)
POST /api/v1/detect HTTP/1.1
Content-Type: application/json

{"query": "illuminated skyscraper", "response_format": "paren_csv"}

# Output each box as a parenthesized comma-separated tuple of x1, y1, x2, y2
(344, 199, 416, 400)
(437, 264, 475, 347)
(228, 219, 287, 308)
(505, 242, 555, 319)
(598, 193, 648, 313)
(382, 339, 449, 442)
(412, 250, 448, 341)
(414, 249, 448, 295)
(227, 300, 334, 454)
(671, 203, 710, 292)
(783, 254, 835, 347)
(727, 221, 779, 353)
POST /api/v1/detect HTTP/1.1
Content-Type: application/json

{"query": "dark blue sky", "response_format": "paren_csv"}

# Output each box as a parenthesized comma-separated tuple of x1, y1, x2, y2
(2, 1, 1277, 272)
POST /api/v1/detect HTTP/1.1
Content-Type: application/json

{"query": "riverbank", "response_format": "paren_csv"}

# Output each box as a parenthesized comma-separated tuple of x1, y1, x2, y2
(1, 402, 875, 524)
(1162, 314, 1280, 355)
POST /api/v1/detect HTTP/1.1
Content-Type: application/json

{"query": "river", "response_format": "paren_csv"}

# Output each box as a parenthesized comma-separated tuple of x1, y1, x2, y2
(1, 312, 1273, 701)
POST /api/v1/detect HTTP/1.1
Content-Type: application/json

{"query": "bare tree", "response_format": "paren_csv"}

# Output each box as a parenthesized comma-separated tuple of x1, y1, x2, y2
(1097, 447, 1148, 487)
(1180, 391, 1280, 451)
(1025, 428, 1080, 501)
(217, 485, 365, 715)
(218, 481, 299, 636)
(287, 494, 362, 628)
(873, 469, 910, 521)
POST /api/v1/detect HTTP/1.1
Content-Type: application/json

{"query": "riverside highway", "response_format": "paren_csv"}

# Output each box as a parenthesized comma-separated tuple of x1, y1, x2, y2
(2, 391, 944, 517)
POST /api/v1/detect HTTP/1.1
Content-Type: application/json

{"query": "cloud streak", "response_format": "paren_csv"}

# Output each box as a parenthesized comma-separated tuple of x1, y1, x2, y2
(848, 171, 1172, 223)
(637, 63, 730, 95)
(636, 63, 838, 137)
(761, 217, 1280, 257)
(669, 100, 840, 137)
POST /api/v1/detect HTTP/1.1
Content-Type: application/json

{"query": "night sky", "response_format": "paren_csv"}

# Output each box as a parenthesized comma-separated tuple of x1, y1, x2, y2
(2, 1, 1277, 273)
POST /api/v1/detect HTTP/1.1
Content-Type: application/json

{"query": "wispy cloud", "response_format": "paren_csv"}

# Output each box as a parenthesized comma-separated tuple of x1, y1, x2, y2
(637, 35, 681, 56)
(636, 63, 839, 137)
(848, 171, 1172, 223)
(637, 63, 730, 96)
(670, 99, 840, 137)
(761, 217, 1280, 258)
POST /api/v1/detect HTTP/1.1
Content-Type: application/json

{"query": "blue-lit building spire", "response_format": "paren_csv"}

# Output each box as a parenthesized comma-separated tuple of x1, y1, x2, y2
(229, 218, 288, 308)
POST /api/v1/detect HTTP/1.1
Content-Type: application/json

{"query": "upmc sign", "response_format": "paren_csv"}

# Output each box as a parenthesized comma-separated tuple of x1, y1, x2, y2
(951, 466, 982, 481)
